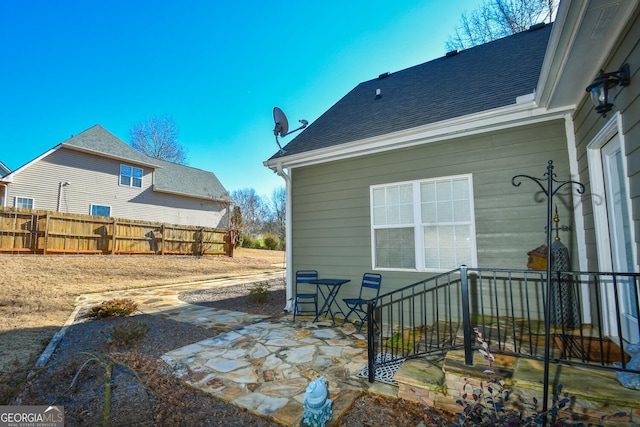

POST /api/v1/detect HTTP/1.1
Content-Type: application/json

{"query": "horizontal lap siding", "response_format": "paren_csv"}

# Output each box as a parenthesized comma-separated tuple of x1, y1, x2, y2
(291, 119, 573, 297)
(7, 149, 227, 228)
(573, 9, 640, 271)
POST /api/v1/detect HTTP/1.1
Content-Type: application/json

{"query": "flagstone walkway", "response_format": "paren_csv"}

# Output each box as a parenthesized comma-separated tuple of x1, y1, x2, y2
(56, 272, 394, 426)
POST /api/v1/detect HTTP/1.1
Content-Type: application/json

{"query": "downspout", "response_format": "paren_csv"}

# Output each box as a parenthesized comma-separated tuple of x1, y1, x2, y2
(276, 162, 293, 311)
(56, 181, 70, 212)
(57, 181, 63, 212)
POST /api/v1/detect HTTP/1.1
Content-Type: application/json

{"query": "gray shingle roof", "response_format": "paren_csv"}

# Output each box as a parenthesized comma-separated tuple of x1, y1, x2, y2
(152, 157, 231, 202)
(62, 125, 160, 167)
(64, 125, 231, 202)
(271, 24, 552, 159)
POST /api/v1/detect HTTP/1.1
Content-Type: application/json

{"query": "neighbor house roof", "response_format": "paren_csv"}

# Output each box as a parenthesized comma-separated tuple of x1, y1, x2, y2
(62, 124, 159, 168)
(152, 157, 231, 202)
(6, 125, 232, 203)
(270, 23, 552, 160)
(63, 125, 231, 202)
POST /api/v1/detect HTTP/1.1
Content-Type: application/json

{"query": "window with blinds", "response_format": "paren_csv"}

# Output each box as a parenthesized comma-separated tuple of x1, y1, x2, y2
(371, 175, 477, 271)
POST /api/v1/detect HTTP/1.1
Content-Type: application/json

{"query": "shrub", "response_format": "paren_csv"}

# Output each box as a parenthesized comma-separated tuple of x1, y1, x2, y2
(87, 298, 138, 319)
(451, 328, 626, 426)
(263, 234, 280, 250)
(247, 282, 270, 304)
(240, 233, 256, 248)
(252, 239, 264, 249)
(107, 320, 149, 346)
(454, 328, 509, 426)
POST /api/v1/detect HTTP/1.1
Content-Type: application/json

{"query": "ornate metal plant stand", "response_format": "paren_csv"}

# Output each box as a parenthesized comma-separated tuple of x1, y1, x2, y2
(512, 160, 585, 416)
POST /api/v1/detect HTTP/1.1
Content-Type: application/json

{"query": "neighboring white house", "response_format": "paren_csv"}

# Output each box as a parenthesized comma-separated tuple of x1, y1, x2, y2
(0, 124, 232, 229)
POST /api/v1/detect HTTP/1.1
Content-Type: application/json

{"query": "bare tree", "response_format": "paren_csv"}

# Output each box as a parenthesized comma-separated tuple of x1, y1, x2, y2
(230, 205, 243, 250)
(446, 0, 557, 51)
(129, 116, 188, 165)
(266, 186, 286, 242)
(231, 188, 268, 236)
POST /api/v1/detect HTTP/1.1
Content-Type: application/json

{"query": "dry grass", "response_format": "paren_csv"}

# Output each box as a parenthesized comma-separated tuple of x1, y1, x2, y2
(0, 249, 285, 377)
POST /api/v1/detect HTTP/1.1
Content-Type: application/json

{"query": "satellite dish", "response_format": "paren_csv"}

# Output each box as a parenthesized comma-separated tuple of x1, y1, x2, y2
(272, 106, 308, 155)
(273, 107, 289, 138)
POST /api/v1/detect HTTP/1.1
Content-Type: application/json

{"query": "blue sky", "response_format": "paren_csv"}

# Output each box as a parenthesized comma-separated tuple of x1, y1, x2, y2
(1, 0, 484, 198)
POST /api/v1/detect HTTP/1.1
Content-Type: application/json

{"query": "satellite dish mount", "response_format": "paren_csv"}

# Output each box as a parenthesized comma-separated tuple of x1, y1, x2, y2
(273, 106, 308, 154)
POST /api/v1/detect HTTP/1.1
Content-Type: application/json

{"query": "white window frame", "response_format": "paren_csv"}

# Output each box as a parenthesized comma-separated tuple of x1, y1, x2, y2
(119, 164, 143, 188)
(370, 174, 478, 272)
(587, 112, 639, 341)
(90, 204, 112, 217)
(15, 196, 34, 209)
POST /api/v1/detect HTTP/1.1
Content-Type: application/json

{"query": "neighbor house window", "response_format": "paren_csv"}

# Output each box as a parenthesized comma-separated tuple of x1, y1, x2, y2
(120, 164, 143, 188)
(91, 204, 111, 217)
(371, 175, 477, 271)
(15, 196, 34, 209)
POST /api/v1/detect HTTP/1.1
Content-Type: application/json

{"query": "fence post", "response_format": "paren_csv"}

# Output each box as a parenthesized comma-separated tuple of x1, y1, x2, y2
(460, 265, 473, 366)
(160, 223, 165, 255)
(227, 230, 234, 257)
(43, 213, 51, 255)
(367, 301, 375, 382)
(110, 219, 117, 255)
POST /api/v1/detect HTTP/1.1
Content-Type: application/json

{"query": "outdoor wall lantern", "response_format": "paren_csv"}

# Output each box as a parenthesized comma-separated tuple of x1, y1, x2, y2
(585, 63, 630, 118)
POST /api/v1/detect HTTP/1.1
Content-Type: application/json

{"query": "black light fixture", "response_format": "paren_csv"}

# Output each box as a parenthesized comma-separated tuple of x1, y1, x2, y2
(585, 64, 630, 118)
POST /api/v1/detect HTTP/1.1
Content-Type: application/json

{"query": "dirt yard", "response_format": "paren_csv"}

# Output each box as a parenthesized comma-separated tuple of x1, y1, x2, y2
(1, 249, 454, 425)
(0, 249, 286, 382)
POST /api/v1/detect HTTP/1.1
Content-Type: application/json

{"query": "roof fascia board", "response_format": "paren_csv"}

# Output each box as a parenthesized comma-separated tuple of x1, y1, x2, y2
(536, 0, 640, 109)
(3, 145, 62, 182)
(61, 143, 161, 169)
(535, 0, 586, 107)
(151, 186, 231, 204)
(0, 161, 10, 175)
(265, 102, 573, 170)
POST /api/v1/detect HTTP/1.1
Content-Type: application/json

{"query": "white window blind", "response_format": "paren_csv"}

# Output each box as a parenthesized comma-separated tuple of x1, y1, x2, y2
(371, 175, 477, 271)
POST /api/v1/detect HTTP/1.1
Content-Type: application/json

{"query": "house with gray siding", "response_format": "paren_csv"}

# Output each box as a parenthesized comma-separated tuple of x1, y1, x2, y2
(265, 0, 640, 346)
(0, 125, 232, 229)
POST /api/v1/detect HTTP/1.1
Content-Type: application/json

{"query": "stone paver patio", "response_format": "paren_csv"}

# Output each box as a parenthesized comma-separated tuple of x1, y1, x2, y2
(45, 272, 394, 426)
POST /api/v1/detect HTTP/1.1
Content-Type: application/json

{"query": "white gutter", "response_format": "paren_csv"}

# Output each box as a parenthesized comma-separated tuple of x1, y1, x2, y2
(276, 162, 293, 312)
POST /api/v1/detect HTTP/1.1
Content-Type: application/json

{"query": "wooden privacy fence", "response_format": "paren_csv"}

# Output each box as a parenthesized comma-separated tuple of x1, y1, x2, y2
(0, 207, 232, 256)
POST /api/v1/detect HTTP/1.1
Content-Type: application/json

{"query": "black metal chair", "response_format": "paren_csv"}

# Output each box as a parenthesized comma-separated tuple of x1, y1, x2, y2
(293, 270, 318, 320)
(341, 273, 382, 332)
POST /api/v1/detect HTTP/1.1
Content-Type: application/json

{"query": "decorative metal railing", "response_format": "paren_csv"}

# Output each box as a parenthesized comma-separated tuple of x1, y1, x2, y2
(366, 266, 640, 388)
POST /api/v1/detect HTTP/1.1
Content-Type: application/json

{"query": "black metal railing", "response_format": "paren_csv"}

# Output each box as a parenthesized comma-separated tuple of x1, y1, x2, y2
(366, 269, 467, 382)
(367, 266, 640, 384)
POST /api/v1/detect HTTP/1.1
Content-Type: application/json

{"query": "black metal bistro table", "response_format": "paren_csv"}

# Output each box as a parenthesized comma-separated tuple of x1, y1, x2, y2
(308, 278, 350, 324)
